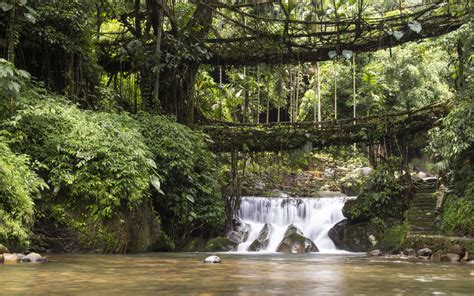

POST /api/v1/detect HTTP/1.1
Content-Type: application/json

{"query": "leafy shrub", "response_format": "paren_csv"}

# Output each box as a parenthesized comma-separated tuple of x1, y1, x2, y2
(10, 98, 156, 218)
(0, 135, 45, 249)
(5, 97, 160, 252)
(442, 195, 474, 237)
(343, 159, 408, 222)
(136, 113, 225, 246)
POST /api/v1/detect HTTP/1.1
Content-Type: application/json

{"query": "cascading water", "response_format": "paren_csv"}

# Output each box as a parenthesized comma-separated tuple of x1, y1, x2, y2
(235, 195, 354, 253)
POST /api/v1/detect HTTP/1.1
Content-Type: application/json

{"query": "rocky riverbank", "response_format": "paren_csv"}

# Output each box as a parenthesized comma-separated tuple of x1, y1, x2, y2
(0, 244, 47, 264)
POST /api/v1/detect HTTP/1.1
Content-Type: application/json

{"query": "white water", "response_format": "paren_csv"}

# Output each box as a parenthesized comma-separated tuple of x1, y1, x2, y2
(236, 196, 354, 253)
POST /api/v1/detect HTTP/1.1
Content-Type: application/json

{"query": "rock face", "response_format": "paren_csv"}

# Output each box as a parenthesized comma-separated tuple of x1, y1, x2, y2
(0, 244, 9, 254)
(203, 255, 221, 264)
(276, 225, 319, 254)
(328, 219, 379, 252)
(21, 252, 47, 263)
(248, 223, 273, 251)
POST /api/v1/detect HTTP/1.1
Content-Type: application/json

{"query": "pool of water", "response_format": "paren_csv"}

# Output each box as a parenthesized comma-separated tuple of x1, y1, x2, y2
(1, 253, 473, 295)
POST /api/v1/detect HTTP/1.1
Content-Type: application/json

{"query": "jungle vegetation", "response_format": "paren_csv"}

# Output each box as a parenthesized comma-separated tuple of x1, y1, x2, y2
(0, 0, 472, 252)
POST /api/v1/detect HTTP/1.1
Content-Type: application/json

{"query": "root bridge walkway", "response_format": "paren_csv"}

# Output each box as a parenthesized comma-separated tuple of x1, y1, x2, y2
(199, 103, 448, 153)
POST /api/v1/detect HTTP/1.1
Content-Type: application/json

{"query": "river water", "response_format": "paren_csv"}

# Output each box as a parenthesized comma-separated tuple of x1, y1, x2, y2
(1, 253, 473, 295)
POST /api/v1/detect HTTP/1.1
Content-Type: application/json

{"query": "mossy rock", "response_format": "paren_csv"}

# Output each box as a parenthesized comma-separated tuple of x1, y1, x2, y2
(276, 233, 319, 253)
(182, 237, 207, 252)
(403, 235, 474, 258)
(378, 223, 410, 253)
(204, 237, 238, 252)
(328, 219, 380, 252)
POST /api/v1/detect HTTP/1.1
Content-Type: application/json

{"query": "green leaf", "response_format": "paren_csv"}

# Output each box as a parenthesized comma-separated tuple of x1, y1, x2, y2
(18, 0, 27, 6)
(0, 2, 13, 11)
(186, 195, 195, 203)
(151, 175, 164, 194)
(146, 158, 157, 169)
(24, 12, 36, 24)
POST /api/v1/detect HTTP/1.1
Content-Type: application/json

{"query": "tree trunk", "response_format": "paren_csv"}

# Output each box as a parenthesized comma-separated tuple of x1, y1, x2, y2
(6, 1, 17, 63)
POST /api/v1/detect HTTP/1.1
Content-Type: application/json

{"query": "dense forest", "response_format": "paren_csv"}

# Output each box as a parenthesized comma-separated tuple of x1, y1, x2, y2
(0, 0, 472, 254)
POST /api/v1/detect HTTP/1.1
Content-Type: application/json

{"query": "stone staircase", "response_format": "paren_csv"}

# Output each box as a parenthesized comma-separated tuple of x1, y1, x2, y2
(406, 179, 439, 235)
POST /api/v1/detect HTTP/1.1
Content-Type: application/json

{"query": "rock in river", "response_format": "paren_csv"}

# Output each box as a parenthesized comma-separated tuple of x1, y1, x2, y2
(3, 253, 25, 263)
(248, 223, 273, 251)
(440, 253, 461, 263)
(21, 252, 48, 263)
(276, 224, 319, 254)
(416, 248, 432, 257)
(203, 255, 221, 264)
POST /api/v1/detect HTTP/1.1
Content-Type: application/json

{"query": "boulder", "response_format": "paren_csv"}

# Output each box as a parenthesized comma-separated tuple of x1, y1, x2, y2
(227, 231, 244, 244)
(284, 224, 303, 237)
(440, 253, 461, 263)
(340, 178, 361, 196)
(0, 254, 3, 264)
(204, 237, 238, 252)
(233, 220, 251, 243)
(203, 255, 221, 264)
(249, 223, 273, 251)
(21, 252, 47, 263)
(448, 244, 465, 256)
(3, 253, 24, 263)
(328, 219, 379, 252)
(0, 244, 9, 254)
(402, 248, 416, 256)
(431, 250, 444, 262)
(276, 233, 319, 254)
(416, 248, 432, 257)
(461, 251, 469, 262)
(369, 249, 383, 257)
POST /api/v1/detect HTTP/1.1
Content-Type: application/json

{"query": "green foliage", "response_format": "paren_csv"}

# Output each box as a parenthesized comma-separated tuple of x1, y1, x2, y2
(135, 113, 225, 244)
(378, 222, 411, 252)
(9, 98, 156, 219)
(0, 58, 30, 119)
(441, 194, 474, 237)
(0, 135, 45, 249)
(344, 159, 407, 222)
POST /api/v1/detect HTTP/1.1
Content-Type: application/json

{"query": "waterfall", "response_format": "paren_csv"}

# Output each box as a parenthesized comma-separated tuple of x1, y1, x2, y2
(235, 195, 353, 253)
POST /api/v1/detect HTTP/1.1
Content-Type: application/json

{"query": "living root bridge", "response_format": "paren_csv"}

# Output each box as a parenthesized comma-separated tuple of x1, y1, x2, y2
(199, 103, 448, 153)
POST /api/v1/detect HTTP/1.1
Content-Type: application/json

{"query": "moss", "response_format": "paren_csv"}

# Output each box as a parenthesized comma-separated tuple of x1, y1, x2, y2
(403, 235, 474, 255)
(378, 223, 410, 253)
(204, 237, 237, 252)
(182, 237, 207, 252)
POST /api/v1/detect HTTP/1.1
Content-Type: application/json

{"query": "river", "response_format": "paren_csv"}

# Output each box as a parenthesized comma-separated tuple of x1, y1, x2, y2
(1, 252, 473, 295)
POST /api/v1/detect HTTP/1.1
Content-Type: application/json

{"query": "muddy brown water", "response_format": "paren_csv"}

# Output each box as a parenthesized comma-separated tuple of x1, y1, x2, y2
(1, 252, 473, 295)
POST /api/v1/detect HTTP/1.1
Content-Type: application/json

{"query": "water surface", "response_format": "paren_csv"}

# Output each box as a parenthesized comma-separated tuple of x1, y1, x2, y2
(1, 253, 473, 295)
